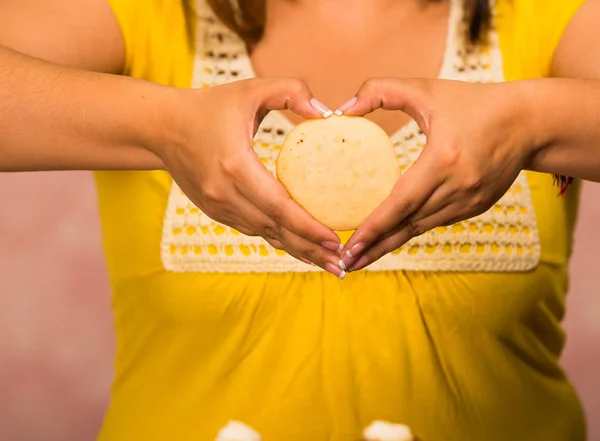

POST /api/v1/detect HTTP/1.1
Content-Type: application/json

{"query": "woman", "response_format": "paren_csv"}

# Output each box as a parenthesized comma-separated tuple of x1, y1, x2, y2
(1, 0, 599, 439)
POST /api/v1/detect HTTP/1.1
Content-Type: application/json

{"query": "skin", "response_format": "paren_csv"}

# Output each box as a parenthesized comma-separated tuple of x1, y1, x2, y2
(251, 0, 450, 133)
(337, 0, 600, 271)
(0, 0, 344, 273)
(1, 0, 600, 277)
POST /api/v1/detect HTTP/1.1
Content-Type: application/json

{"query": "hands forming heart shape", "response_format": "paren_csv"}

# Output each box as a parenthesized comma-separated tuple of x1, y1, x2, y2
(151, 77, 534, 278)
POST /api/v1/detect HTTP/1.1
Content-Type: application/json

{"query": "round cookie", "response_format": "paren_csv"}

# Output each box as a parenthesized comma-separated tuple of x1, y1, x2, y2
(276, 115, 401, 231)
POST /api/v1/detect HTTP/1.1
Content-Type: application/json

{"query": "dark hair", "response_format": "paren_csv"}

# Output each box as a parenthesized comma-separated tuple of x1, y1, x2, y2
(204, 0, 493, 46)
(465, 0, 492, 43)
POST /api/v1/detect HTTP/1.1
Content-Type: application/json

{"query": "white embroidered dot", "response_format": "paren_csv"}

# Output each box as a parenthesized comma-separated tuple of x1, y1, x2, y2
(215, 421, 261, 441)
(363, 420, 414, 441)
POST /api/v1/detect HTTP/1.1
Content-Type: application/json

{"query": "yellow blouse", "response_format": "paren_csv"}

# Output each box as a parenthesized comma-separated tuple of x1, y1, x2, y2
(95, 0, 587, 440)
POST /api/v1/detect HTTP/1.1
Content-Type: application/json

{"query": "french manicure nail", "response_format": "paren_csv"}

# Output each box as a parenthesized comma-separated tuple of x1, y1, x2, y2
(325, 263, 347, 280)
(346, 243, 366, 259)
(342, 242, 367, 268)
(334, 96, 358, 115)
(338, 259, 347, 270)
(322, 241, 343, 252)
(310, 98, 333, 118)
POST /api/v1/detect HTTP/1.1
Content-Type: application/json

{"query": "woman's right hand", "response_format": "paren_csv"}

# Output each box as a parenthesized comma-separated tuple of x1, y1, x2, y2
(151, 78, 346, 277)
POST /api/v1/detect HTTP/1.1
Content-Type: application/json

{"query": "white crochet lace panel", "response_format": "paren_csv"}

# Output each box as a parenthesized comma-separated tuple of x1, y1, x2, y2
(160, 0, 540, 273)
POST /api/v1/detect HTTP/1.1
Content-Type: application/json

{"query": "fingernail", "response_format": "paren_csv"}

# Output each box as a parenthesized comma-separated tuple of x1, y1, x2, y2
(338, 259, 347, 271)
(334, 96, 357, 115)
(349, 255, 369, 272)
(342, 242, 366, 268)
(325, 263, 347, 280)
(346, 243, 366, 259)
(310, 98, 333, 118)
(322, 241, 343, 252)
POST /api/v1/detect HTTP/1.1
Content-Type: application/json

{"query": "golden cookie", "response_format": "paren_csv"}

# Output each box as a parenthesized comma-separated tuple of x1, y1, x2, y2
(276, 115, 401, 231)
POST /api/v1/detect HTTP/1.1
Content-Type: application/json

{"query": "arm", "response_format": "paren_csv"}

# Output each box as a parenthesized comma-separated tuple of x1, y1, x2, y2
(524, 0, 600, 181)
(0, 0, 165, 171)
(335, 0, 600, 271)
(0, 45, 169, 171)
(0, 0, 344, 273)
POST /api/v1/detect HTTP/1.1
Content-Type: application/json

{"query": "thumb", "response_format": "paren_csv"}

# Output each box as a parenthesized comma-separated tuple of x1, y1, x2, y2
(249, 77, 325, 120)
(337, 78, 434, 135)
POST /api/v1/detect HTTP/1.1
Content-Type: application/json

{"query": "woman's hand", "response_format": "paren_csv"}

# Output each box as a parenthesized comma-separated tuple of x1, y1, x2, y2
(152, 78, 346, 277)
(0, 43, 345, 277)
(337, 78, 536, 272)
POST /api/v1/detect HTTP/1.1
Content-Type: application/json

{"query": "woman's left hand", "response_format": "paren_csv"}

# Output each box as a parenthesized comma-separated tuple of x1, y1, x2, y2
(337, 78, 538, 272)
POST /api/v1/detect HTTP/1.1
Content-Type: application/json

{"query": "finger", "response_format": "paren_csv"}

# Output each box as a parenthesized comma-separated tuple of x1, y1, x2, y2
(259, 203, 347, 277)
(220, 176, 345, 275)
(259, 213, 346, 271)
(337, 78, 434, 134)
(204, 203, 263, 238)
(283, 246, 347, 278)
(348, 204, 460, 272)
(340, 193, 454, 270)
(250, 77, 326, 119)
(207, 190, 343, 273)
(406, 186, 453, 222)
(232, 224, 258, 237)
(263, 230, 346, 278)
(339, 149, 443, 261)
(234, 149, 342, 249)
(263, 238, 320, 269)
(172, 175, 260, 237)
(236, 212, 316, 266)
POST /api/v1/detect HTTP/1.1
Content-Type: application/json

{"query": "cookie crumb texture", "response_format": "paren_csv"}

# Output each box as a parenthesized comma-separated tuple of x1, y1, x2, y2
(276, 115, 401, 231)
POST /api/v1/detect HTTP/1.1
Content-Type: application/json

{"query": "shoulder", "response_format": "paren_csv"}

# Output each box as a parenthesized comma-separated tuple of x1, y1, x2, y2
(494, 0, 589, 78)
(551, 0, 600, 78)
(109, 0, 196, 85)
(0, 0, 125, 73)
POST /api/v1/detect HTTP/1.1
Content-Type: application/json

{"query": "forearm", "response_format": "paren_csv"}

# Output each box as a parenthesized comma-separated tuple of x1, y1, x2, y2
(0, 45, 168, 172)
(524, 78, 600, 181)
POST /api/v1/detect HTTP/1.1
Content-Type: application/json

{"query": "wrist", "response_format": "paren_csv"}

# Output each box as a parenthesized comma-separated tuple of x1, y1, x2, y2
(139, 84, 190, 166)
(514, 79, 559, 173)
(76, 74, 174, 171)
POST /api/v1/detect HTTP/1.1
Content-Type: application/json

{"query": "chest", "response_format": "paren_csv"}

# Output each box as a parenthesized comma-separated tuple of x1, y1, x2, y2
(249, 3, 451, 133)
(157, 0, 542, 276)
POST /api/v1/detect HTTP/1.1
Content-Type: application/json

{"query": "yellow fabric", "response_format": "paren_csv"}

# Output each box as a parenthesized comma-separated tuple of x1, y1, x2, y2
(96, 0, 587, 440)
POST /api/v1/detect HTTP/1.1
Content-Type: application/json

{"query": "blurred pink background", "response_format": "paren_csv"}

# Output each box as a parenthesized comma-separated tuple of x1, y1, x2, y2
(0, 172, 599, 441)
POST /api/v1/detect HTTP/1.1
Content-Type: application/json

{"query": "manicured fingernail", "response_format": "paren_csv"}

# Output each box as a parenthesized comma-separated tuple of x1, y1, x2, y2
(310, 98, 333, 118)
(350, 255, 369, 271)
(338, 259, 347, 270)
(325, 263, 347, 280)
(334, 96, 357, 115)
(322, 241, 343, 252)
(342, 242, 367, 268)
(346, 243, 366, 259)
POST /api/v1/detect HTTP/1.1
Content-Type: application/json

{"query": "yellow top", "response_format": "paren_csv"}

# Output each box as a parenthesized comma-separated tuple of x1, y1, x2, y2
(95, 0, 587, 440)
